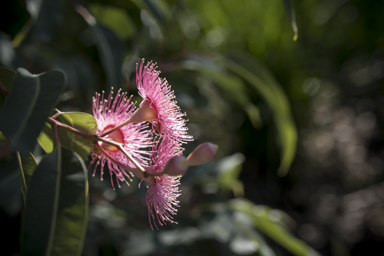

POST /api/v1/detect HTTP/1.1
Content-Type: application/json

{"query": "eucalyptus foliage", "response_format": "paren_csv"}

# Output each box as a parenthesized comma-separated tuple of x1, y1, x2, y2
(0, 1, 320, 256)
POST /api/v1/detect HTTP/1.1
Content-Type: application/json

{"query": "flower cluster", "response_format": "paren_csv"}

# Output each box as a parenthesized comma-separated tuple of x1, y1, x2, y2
(89, 59, 216, 228)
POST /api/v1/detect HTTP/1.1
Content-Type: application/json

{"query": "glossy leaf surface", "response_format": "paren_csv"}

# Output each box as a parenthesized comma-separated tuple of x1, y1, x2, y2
(229, 199, 320, 256)
(0, 68, 65, 154)
(38, 111, 97, 161)
(21, 147, 88, 256)
(224, 54, 297, 176)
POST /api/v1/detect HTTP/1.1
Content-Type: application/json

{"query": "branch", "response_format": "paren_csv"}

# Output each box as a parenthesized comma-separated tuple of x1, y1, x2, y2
(48, 117, 97, 143)
(50, 115, 148, 177)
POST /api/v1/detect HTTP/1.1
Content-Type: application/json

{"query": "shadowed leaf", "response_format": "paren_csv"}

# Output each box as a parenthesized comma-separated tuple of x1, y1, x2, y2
(0, 68, 65, 154)
(21, 147, 88, 256)
(181, 55, 263, 129)
(0, 66, 16, 90)
(89, 4, 137, 39)
(76, 5, 123, 90)
(17, 152, 37, 187)
(21, 0, 65, 46)
(224, 53, 297, 176)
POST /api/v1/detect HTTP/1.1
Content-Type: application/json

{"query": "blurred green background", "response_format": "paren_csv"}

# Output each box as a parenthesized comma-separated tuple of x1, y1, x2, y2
(1, 0, 384, 255)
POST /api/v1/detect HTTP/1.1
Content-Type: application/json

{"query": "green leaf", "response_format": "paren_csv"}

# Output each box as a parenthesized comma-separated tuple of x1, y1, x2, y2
(130, 0, 171, 22)
(17, 152, 37, 186)
(0, 66, 16, 91)
(38, 122, 55, 154)
(229, 199, 320, 256)
(0, 68, 65, 154)
(224, 53, 298, 176)
(38, 111, 97, 161)
(89, 4, 137, 39)
(281, 0, 298, 41)
(76, 6, 123, 90)
(21, 147, 88, 256)
(216, 153, 245, 197)
(181, 56, 263, 129)
(21, 0, 65, 46)
(16, 151, 37, 205)
(232, 216, 277, 256)
(0, 153, 22, 215)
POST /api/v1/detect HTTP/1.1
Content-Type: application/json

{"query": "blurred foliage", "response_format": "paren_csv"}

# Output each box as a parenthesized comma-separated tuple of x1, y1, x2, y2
(1, 0, 384, 255)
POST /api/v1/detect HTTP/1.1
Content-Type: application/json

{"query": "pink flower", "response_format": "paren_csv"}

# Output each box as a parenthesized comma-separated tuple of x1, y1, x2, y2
(136, 59, 193, 143)
(90, 88, 153, 189)
(146, 136, 184, 229)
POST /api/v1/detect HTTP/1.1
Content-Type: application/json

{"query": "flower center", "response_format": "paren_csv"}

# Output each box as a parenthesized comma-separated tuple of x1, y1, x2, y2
(100, 125, 124, 152)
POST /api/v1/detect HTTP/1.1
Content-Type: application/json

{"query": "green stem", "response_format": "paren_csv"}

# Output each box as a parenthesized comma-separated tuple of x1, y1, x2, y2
(16, 151, 28, 205)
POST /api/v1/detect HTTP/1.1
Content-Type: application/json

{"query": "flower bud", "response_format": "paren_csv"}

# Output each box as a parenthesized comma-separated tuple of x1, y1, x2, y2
(162, 155, 189, 176)
(187, 142, 218, 166)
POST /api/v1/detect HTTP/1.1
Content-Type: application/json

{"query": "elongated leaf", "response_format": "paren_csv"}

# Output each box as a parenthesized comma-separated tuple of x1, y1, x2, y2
(17, 152, 37, 186)
(224, 54, 297, 176)
(0, 153, 22, 215)
(0, 68, 65, 154)
(16, 151, 37, 205)
(38, 111, 97, 161)
(229, 199, 320, 256)
(22, 0, 65, 45)
(232, 216, 277, 256)
(76, 6, 123, 90)
(281, 0, 298, 41)
(131, 0, 170, 22)
(182, 56, 263, 128)
(21, 147, 88, 256)
(38, 122, 55, 154)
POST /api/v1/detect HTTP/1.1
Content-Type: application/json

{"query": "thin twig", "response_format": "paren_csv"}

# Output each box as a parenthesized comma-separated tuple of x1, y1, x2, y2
(16, 151, 28, 206)
(50, 116, 147, 174)
(48, 117, 97, 143)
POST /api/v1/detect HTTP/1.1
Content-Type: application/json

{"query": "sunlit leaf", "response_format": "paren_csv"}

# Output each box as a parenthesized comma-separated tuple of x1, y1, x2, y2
(38, 111, 97, 161)
(232, 216, 277, 256)
(21, 147, 88, 256)
(229, 199, 320, 256)
(224, 53, 297, 176)
(38, 122, 55, 154)
(281, 0, 298, 41)
(0, 68, 65, 154)
(216, 153, 245, 197)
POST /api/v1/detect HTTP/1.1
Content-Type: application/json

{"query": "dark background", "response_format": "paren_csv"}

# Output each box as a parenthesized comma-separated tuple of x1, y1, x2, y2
(1, 0, 384, 255)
